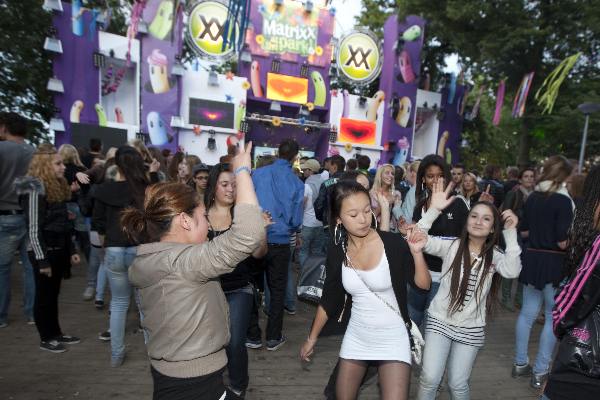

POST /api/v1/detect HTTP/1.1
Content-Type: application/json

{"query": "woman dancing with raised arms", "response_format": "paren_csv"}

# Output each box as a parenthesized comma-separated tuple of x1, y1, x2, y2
(300, 180, 430, 400)
(415, 180, 522, 400)
(122, 143, 265, 400)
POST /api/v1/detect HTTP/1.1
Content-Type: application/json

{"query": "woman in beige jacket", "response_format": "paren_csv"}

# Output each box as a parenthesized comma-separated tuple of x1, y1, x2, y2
(122, 143, 265, 400)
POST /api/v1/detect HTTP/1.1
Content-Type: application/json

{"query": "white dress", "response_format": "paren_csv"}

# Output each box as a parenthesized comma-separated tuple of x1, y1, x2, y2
(339, 253, 411, 363)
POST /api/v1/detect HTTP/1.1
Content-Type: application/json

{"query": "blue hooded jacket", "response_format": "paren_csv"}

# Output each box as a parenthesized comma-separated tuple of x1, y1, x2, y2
(252, 159, 304, 244)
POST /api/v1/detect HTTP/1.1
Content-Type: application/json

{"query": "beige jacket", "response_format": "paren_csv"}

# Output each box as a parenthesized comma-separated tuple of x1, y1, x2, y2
(129, 203, 265, 378)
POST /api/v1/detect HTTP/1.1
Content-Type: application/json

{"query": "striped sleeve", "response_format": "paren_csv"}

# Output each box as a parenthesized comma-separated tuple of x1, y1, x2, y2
(25, 190, 47, 261)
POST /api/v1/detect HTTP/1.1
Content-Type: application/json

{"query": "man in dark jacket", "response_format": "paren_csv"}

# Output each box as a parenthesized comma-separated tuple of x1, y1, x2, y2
(313, 155, 346, 228)
(478, 164, 505, 208)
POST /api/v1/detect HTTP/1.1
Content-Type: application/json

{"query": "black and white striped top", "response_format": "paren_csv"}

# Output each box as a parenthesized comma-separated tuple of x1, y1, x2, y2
(426, 314, 485, 347)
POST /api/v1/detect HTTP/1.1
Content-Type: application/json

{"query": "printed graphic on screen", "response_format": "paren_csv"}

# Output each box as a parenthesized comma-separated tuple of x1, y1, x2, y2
(338, 118, 376, 145)
(266, 73, 308, 104)
(188, 98, 235, 128)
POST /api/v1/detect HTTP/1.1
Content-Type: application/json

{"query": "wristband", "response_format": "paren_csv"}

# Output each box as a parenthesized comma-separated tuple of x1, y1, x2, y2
(234, 166, 251, 176)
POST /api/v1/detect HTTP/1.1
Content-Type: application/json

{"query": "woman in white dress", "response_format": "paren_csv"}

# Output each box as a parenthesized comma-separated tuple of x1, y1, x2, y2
(300, 180, 431, 400)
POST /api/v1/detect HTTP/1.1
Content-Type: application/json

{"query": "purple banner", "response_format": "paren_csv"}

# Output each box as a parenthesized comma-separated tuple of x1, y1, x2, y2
(140, 0, 184, 149)
(238, 0, 334, 156)
(379, 15, 426, 164)
(52, 1, 100, 146)
(438, 86, 465, 164)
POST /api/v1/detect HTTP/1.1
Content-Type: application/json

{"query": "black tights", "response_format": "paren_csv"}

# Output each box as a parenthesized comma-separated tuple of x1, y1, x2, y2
(335, 358, 411, 400)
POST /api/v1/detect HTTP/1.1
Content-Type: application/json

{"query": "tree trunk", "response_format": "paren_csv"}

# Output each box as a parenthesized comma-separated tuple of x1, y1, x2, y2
(517, 120, 531, 168)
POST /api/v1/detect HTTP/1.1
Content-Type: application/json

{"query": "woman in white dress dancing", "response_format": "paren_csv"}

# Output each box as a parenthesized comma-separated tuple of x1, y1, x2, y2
(300, 180, 430, 399)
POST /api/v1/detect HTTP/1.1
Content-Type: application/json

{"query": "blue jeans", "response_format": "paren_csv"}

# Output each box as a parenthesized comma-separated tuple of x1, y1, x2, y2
(87, 245, 104, 288)
(515, 283, 557, 375)
(0, 214, 35, 323)
(417, 330, 480, 400)
(408, 281, 441, 326)
(298, 226, 326, 267)
(105, 246, 137, 360)
(224, 287, 253, 392)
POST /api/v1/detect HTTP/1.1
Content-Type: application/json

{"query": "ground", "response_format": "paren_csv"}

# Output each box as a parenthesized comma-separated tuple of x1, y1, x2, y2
(0, 259, 544, 399)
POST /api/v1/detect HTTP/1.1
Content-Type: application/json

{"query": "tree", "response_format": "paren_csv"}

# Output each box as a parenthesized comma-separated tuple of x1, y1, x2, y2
(0, 0, 132, 143)
(396, 0, 600, 167)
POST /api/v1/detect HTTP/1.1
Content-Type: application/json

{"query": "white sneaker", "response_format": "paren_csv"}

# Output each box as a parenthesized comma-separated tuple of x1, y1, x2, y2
(82, 287, 95, 301)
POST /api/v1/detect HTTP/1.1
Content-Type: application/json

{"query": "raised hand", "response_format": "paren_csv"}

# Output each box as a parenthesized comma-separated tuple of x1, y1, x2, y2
(429, 178, 456, 211)
(479, 184, 495, 204)
(501, 209, 518, 230)
(406, 226, 428, 254)
(75, 172, 90, 185)
(231, 141, 253, 173)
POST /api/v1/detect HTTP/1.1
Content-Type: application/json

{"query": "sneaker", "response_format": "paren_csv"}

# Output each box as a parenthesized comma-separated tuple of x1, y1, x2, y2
(530, 372, 548, 389)
(94, 300, 104, 309)
(26, 318, 35, 325)
(111, 353, 125, 368)
(98, 331, 111, 342)
(245, 338, 263, 349)
(82, 287, 95, 301)
(230, 387, 246, 398)
(40, 340, 67, 353)
(266, 335, 287, 351)
(56, 335, 81, 345)
(0, 321, 8, 328)
(512, 363, 532, 378)
(284, 307, 297, 315)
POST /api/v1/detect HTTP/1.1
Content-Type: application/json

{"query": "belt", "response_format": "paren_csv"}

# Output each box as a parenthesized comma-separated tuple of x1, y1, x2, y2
(0, 209, 23, 215)
(527, 248, 566, 255)
(268, 243, 290, 248)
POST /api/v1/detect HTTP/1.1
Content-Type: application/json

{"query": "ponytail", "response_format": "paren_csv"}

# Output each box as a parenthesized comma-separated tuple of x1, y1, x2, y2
(120, 182, 200, 244)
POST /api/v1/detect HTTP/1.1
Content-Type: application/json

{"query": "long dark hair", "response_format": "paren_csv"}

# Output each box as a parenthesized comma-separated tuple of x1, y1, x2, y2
(445, 201, 502, 317)
(204, 163, 234, 218)
(564, 165, 600, 278)
(414, 154, 452, 217)
(115, 146, 150, 207)
(329, 180, 372, 248)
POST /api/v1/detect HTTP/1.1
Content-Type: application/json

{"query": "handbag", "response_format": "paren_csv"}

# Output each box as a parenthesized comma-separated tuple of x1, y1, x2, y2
(554, 306, 600, 378)
(344, 253, 424, 365)
(297, 255, 327, 303)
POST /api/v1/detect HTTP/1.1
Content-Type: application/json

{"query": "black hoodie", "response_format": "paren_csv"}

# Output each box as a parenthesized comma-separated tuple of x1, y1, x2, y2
(92, 181, 139, 247)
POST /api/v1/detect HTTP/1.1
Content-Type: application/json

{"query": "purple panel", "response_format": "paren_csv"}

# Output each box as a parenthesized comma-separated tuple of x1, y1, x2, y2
(140, 0, 184, 150)
(379, 15, 426, 164)
(438, 86, 465, 164)
(52, 1, 100, 146)
(238, 1, 334, 157)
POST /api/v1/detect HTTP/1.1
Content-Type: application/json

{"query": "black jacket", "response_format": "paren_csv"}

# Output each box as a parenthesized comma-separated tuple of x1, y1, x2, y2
(413, 198, 469, 273)
(92, 181, 139, 247)
(16, 177, 75, 269)
(319, 230, 418, 334)
(313, 172, 342, 227)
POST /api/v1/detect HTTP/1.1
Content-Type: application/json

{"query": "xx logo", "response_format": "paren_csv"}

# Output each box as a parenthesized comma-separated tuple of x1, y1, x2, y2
(345, 45, 372, 70)
(198, 16, 225, 41)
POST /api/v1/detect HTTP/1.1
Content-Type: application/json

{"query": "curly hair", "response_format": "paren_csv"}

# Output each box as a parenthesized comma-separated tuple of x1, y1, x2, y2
(564, 165, 600, 278)
(28, 145, 71, 203)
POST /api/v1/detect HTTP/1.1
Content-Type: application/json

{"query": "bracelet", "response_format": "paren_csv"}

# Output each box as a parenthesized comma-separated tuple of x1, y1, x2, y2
(234, 166, 251, 176)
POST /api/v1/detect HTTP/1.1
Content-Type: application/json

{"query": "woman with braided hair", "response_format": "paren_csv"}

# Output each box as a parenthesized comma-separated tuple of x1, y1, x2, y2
(543, 165, 600, 400)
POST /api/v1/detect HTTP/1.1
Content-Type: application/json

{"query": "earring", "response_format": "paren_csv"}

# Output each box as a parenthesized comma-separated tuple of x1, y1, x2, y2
(371, 210, 378, 230)
(334, 223, 343, 246)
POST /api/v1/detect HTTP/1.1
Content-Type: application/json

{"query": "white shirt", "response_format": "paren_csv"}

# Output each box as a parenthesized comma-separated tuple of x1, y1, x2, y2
(302, 184, 322, 228)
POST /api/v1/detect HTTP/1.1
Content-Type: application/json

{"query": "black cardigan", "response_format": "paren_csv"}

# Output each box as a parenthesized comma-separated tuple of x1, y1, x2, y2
(319, 230, 418, 333)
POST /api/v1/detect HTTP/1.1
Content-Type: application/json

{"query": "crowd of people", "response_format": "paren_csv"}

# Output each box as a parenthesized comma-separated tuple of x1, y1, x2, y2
(1, 110, 599, 400)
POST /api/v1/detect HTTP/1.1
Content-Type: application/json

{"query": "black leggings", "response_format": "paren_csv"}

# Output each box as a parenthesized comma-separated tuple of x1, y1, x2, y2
(151, 367, 241, 400)
(30, 248, 69, 342)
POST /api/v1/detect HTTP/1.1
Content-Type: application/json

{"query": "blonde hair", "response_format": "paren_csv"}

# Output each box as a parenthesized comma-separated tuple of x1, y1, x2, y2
(461, 172, 479, 196)
(372, 164, 395, 194)
(409, 160, 421, 174)
(28, 145, 71, 203)
(58, 144, 84, 167)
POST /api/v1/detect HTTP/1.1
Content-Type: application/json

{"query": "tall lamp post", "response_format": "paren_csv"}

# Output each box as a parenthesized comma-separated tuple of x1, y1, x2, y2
(577, 103, 600, 173)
